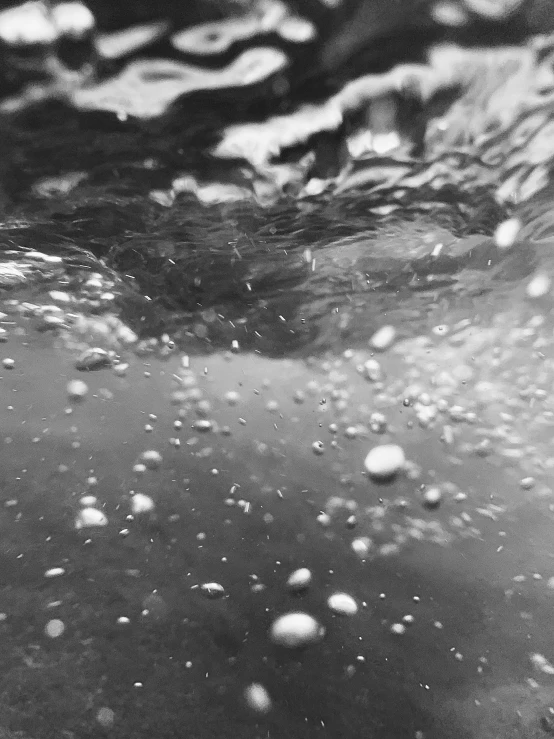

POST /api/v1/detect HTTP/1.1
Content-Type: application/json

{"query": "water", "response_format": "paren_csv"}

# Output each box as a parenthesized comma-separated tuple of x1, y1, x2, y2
(3, 1, 554, 737)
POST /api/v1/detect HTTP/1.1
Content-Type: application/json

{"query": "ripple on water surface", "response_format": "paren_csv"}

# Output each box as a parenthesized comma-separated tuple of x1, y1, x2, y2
(2, 2, 554, 738)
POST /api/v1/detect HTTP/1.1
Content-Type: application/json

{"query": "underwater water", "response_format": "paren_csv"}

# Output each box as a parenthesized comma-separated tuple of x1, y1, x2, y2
(3, 1, 554, 737)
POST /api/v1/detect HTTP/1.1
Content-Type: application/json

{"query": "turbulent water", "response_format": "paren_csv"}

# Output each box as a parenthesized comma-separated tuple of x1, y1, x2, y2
(3, 1, 554, 738)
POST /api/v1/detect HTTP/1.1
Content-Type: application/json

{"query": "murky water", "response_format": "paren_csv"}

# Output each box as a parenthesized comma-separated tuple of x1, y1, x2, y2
(3, 1, 554, 737)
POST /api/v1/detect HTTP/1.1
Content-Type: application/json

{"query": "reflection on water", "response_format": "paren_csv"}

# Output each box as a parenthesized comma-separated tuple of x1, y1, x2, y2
(3, 0, 554, 737)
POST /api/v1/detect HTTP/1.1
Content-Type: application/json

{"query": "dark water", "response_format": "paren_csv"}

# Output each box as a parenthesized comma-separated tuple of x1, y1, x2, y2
(3, 1, 554, 738)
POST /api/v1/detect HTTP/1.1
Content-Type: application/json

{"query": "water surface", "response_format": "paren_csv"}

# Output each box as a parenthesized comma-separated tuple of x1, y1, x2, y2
(2, 1, 554, 737)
